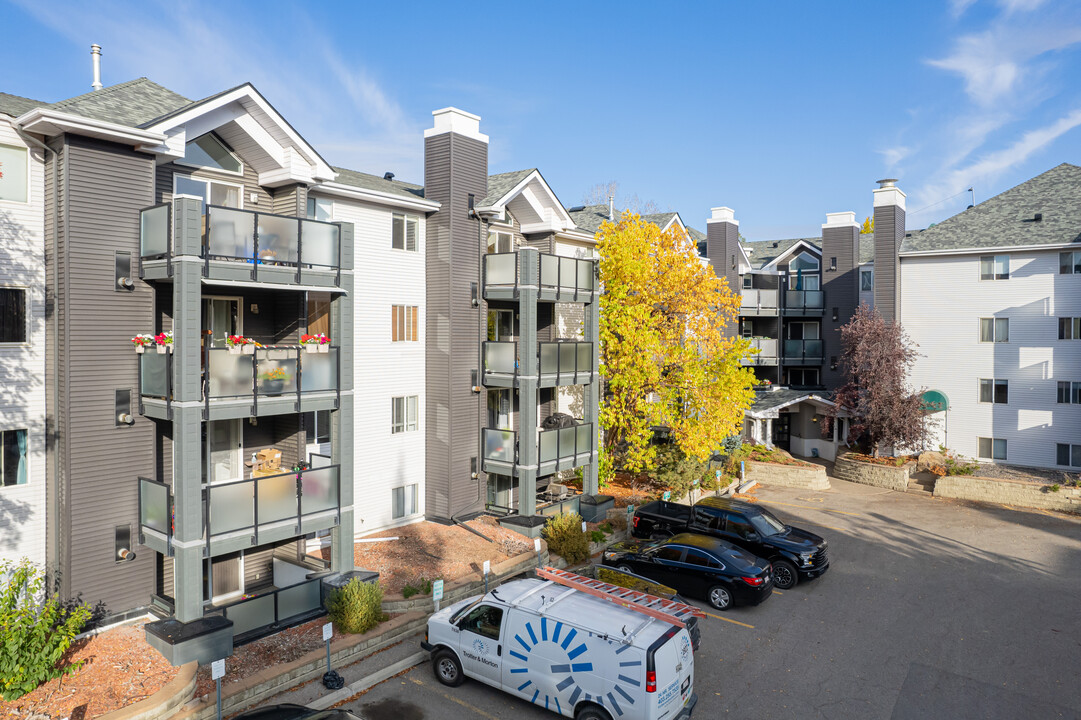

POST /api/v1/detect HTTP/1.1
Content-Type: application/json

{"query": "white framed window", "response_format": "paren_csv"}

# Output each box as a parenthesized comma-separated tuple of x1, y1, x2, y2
(0, 144, 29, 203)
(978, 379, 1008, 404)
(307, 196, 333, 221)
(0, 287, 28, 344)
(788, 321, 820, 340)
(174, 174, 242, 209)
(1059, 252, 1081, 275)
(742, 275, 752, 289)
(789, 252, 820, 272)
(979, 254, 1009, 281)
(487, 230, 513, 254)
(392, 305, 418, 342)
(1057, 443, 1081, 468)
(860, 268, 873, 291)
(391, 396, 418, 433)
(392, 484, 418, 519)
(1, 429, 28, 487)
(1057, 381, 1081, 404)
(176, 133, 242, 175)
(979, 317, 1009, 343)
(1059, 317, 1081, 340)
(392, 213, 418, 251)
(977, 437, 1007, 461)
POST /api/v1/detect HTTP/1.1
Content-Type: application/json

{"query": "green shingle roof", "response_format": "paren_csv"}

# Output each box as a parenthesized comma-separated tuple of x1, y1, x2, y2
(0, 92, 46, 117)
(329, 166, 425, 200)
(900, 163, 1081, 254)
(481, 168, 536, 207)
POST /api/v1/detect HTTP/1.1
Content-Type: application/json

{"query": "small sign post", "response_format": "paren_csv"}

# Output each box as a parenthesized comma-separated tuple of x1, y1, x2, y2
(534, 537, 542, 571)
(662, 490, 671, 502)
(211, 659, 225, 720)
(626, 504, 634, 527)
(581, 520, 588, 533)
(740, 461, 745, 483)
(321, 622, 343, 690)
(323, 622, 333, 673)
(433, 579, 444, 612)
(483, 559, 491, 594)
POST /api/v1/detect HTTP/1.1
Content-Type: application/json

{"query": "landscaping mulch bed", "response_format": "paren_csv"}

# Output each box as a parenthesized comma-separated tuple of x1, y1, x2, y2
(744, 445, 815, 467)
(971, 462, 1080, 486)
(846, 452, 916, 467)
(0, 623, 177, 720)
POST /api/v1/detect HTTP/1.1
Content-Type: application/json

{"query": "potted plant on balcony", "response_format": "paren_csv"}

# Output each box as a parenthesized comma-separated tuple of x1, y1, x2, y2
(259, 366, 291, 395)
(301, 333, 331, 353)
(154, 331, 173, 354)
(227, 335, 257, 355)
(131, 334, 155, 354)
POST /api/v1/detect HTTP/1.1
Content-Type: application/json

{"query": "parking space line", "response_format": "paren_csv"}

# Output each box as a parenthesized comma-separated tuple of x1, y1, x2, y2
(772, 590, 783, 595)
(408, 675, 504, 720)
(699, 610, 755, 629)
(756, 499, 863, 517)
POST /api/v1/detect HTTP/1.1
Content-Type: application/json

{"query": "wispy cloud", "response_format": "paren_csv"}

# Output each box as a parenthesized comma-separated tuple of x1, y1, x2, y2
(878, 146, 911, 171)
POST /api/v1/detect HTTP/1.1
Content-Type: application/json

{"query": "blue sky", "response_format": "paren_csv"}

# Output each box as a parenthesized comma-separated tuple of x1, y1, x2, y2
(3, 0, 1080, 240)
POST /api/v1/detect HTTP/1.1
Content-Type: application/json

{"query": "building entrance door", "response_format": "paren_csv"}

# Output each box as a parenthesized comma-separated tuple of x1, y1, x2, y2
(773, 414, 791, 450)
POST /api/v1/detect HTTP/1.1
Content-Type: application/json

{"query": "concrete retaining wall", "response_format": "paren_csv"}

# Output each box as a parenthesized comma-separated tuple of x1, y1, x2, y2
(98, 661, 197, 720)
(934, 475, 1081, 513)
(833, 454, 914, 492)
(746, 461, 830, 490)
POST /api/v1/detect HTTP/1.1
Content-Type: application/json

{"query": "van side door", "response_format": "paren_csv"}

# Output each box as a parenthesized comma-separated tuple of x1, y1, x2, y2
(456, 604, 505, 688)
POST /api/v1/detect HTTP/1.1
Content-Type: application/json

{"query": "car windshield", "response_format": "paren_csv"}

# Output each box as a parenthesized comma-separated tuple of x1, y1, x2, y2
(749, 510, 787, 537)
(449, 599, 482, 624)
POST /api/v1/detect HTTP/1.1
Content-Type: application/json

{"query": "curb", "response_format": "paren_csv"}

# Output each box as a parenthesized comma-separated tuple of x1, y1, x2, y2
(97, 661, 197, 720)
(310, 651, 429, 710)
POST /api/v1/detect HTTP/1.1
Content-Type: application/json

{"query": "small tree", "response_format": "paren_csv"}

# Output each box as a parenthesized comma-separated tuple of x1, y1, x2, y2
(830, 304, 929, 456)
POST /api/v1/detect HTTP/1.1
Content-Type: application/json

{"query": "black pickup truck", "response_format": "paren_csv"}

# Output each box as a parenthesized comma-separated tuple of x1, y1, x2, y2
(631, 496, 829, 590)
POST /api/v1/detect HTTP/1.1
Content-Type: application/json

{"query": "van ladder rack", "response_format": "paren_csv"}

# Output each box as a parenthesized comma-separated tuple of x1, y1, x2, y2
(535, 567, 705, 629)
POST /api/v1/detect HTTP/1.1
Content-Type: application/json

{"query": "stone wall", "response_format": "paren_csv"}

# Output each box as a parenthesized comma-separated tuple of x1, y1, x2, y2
(745, 461, 830, 490)
(833, 454, 914, 491)
(934, 475, 1081, 513)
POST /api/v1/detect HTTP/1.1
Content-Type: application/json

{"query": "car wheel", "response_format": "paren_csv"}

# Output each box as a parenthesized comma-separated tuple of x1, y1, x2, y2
(772, 560, 799, 590)
(432, 649, 465, 687)
(707, 584, 733, 610)
(575, 704, 613, 720)
(616, 564, 635, 574)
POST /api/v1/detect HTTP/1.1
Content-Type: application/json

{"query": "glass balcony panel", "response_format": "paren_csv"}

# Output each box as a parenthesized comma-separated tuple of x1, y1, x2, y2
(139, 479, 169, 534)
(559, 344, 576, 373)
(805, 290, 823, 308)
(485, 254, 517, 287)
(540, 254, 559, 288)
(783, 339, 802, 358)
(558, 427, 575, 458)
(539, 343, 558, 374)
(208, 481, 255, 535)
(300, 349, 336, 392)
(559, 257, 577, 290)
(207, 207, 255, 260)
(277, 580, 322, 619)
(257, 214, 299, 265)
(140, 353, 169, 398)
(301, 466, 338, 515)
(576, 259, 593, 291)
(208, 350, 253, 398)
(576, 424, 591, 455)
(576, 343, 591, 374)
(484, 342, 516, 374)
(225, 594, 275, 637)
(759, 338, 777, 357)
(140, 205, 169, 257)
(484, 429, 515, 463)
(805, 338, 824, 356)
(301, 220, 339, 267)
(257, 348, 298, 396)
(539, 430, 557, 463)
(257, 472, 298, 524)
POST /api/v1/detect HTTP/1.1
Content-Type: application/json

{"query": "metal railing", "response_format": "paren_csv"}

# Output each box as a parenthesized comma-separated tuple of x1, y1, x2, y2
(483, 428, 517, 464)
(782, 338, 824, 362)
(539, 253, 595, 297)
(539, 423, 593, 465)
(203, 205, 340, 283)
(215, 577, 325, 641)
(742, 338, 778, 364)
(482, 253, 519, 293)
(784, 290, 824, 313)
(538, 341, 593, 384)
(138, 477, 172, 552)
(139, 203, 172, 276)
(482, 341, 517, 377)
(740, 289, 778, 311)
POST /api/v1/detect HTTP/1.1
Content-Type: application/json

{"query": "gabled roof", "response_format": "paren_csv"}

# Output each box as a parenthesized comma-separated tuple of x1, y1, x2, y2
(746, 388, 840, 419)
(480, 168, 574, 232)
(329, 166, 425, 201)
(482, 168, 536, 207)
(741, 237, 821, 270)
(566, 204, 614, 234)
(858, 235, 875, 264)
(687, 226, 706, 243)
(48, 78, 191, 128)
(900, 163, 1081, 254)
(0, 92, 47, 118)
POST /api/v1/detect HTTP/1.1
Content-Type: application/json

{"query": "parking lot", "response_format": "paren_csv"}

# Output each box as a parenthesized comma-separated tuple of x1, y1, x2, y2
(347, 478, 1081, 719)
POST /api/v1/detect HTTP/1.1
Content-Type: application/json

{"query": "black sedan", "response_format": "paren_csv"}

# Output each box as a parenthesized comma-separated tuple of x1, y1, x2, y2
(602, 533, 773, 610)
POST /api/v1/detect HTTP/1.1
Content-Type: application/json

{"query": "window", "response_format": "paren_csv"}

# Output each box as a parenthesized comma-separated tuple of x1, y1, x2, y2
(651, 546, 683, 562)
(1, 429, 28, 486)
(789, 252, 820, 272)
(742, 275, 752, 289)
(391, 305, 418, 342)
(178, 133, 241, 174)
(392, 396, 418, 433)
(306, 410, 331, 445)
(861, 269, 873, 291)
(392, 213, 418, 251)
(0, 288, 27, 344)
(979, 254, 1009, 280)
(0, 144, 29, 203)
(977, 437, 1007, 460)
(725, 513, 756, 540)
(979, 317, 1009, 342)
(307, 196, 333, 221)
(978, 379, 1008, 404)
(829, 257, 837, 271)
(392, 483, 419, 519)
(1057, 381, 1081, 404)
(174, 174, 241, 208)
(459, 604, 502, 640)
(683, 549, 722, 569)
(1059, 317, 1081, 340)
(788, 322, 820, 340)
(487, 231, 513, 254)
(787, 368, 820, 387)
(1060, 251, 1081, 275)
(1057, 443, 1081, 468)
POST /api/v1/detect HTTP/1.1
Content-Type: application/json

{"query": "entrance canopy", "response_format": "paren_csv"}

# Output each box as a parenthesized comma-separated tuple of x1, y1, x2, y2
(743, 388, 849, 461)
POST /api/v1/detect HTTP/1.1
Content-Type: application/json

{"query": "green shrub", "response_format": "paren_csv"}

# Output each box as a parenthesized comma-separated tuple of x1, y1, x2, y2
(1049, 484, 1061, 493)
(590, 530, 606, 543)
(402, 584, 419, 599)
(0, 559, 92, 701)
(598, 522, 613, 534)
(598, 447, 614, 489)
(543, 512, 590, 564)
(327, 578, 387, 635)
(653, 444, 710, 499)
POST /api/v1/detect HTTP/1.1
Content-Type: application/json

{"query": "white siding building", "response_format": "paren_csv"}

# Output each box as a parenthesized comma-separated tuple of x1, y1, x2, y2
(0, 112, 47, 567)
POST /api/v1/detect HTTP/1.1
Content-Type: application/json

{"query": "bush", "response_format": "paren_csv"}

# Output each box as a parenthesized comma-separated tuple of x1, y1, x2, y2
(937, 447, 977, 476)
(598, 447, 614, 490)
(327, 578, 387, 635)
(401, 578, 433, 599)
(0, 559, 92, 701)
(542, 512, 590, 564)
(598, 522, 613, 534)
(589, 530, 606, 543)
(609, 514, 628, 532)
(1048, 484, 1061, 493)
(653, 444, 710, 499)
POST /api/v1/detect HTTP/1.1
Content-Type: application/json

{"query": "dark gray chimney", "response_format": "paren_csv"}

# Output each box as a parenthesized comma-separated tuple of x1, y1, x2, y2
(872, 179, 905, 322)
(821, 211, 860, 388)
(423, 108, 489, 522)
(706, 207, 741, 336)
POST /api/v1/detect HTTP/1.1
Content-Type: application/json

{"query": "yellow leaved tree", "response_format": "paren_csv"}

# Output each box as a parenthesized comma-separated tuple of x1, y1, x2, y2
(598, 212, 756, 477)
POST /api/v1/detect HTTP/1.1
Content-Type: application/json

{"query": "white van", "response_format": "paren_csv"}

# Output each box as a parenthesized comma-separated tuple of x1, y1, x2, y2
(421, 569, 699, 720)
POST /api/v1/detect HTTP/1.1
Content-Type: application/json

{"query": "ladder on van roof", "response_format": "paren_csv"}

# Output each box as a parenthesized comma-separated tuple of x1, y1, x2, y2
(535, 567, 705, 629)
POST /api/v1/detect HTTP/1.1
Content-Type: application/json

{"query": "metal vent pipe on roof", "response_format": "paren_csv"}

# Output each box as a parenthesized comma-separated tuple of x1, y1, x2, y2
(608, 195, 614, 221)
(91, 44, 103, 91)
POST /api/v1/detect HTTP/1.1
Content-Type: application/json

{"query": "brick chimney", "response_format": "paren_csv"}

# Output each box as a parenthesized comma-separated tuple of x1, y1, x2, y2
(872, 179, 905, 322)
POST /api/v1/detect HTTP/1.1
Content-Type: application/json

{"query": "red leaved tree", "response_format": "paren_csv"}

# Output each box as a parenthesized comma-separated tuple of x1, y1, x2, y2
(831, 304, 929, 457)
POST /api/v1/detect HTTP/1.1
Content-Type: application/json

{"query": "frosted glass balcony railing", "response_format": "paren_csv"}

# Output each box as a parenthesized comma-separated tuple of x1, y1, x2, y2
(784, 290, 824, 312)
(742, 338, 778, 363)
(483, 341, 517, 376)
(218, 577, 323, 639)
(139, 352, 171, 399)
(483, 253, 518, 288)
(256, 347, 299, 397)
(139, 203, 170, 258)
(782, 339, 824, 361)
(538, 423, 593, 465)
(203, 205, 340, 270)
(208, 350, 254, 398)
(538, 341, 593, 384)
(483, 428, 516, 463)
(138, 478, 171, 537)
(299, 349, 338, 392)
(539, 253, 594, 293)
(740, 289, 778, 310)
(199, 346, 340, 403)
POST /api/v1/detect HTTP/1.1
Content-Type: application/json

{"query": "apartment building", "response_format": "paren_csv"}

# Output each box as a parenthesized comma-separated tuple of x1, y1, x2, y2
(0, 98, 47, 569)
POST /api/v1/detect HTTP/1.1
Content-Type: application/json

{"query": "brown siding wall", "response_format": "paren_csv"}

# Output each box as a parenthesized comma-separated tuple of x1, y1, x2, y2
(873, 205, 905, 322)
(821, 225, 860, 388)
(44, 137, 64, 578)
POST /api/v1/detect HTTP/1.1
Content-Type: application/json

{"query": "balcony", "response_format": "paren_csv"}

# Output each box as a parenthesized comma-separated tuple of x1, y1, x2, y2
(740, 289, 779, 316)
(783, 290, 824, 316)
(741, 338, 778, 366)
(482, 424, 595, 478)
(212, 577, 326, 644)
(137, 465, 342, 558)
(139, 203, 342, 290)
(139, 345, 340, 421)
(482, 252, 596, 303)
(482, 340, 595, 388)
(782, 339, 825, 364)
